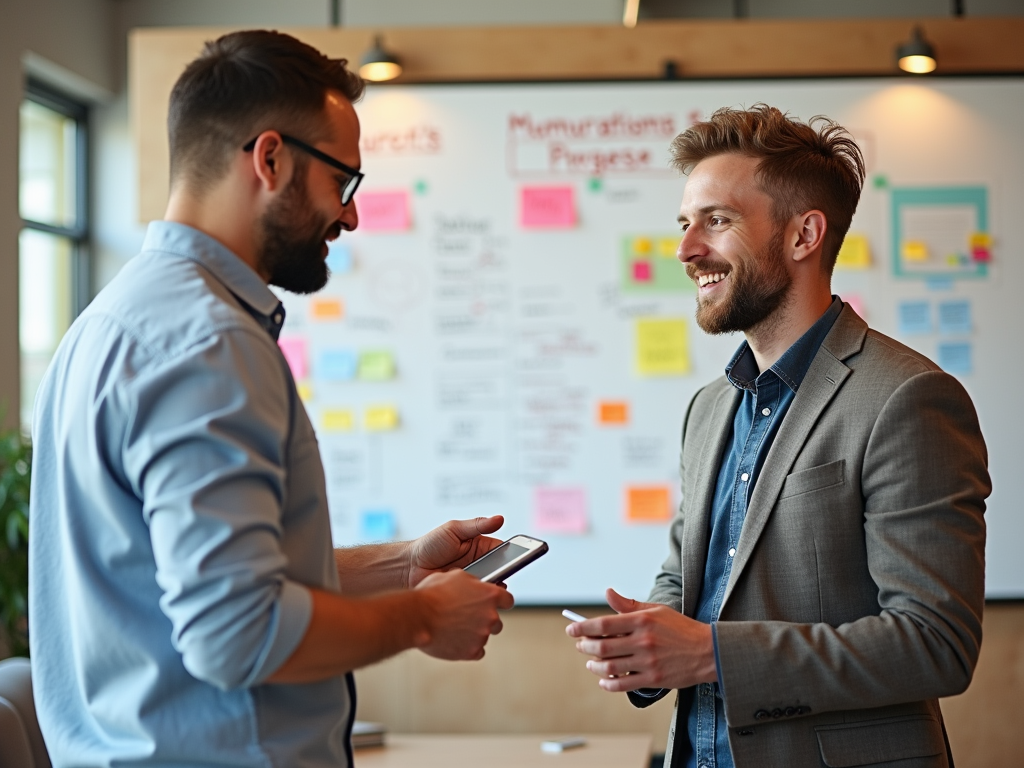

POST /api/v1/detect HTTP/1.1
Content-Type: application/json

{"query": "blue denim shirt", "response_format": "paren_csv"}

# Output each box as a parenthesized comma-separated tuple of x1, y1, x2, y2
(685, 297, 843, 768)
(29, 221, 355, 768)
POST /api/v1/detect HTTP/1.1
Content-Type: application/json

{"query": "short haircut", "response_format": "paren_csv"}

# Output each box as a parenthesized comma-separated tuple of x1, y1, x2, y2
(669, 104, 865, 273)
(167, 29, 365, 194)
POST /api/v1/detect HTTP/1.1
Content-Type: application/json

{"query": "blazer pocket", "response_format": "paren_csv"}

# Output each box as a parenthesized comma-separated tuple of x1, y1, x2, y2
(778, 459, 845, 500)
(815, 715, 943, 767)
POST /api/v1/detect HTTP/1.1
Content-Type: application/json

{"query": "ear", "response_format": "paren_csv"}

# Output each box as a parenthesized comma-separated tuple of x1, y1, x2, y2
(247, 131, 294, 193)
(790, 210, 827, 265)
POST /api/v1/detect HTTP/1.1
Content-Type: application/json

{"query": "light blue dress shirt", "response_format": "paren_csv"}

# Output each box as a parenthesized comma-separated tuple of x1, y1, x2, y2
(29, 221, 355, 767)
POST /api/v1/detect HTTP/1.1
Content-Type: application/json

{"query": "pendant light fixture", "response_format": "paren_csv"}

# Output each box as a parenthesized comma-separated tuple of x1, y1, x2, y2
(359, 35, 402, 82)
(896, 27, 937, 74)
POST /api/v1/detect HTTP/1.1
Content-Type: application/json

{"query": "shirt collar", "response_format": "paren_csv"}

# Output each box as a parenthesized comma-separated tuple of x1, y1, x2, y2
(141, 221, 286, 339)
(725, 296, 844, 393)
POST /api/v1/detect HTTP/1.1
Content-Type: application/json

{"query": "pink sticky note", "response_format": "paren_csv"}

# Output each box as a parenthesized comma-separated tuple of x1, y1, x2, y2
(534, 487, 588, 535)
(278, 337, 308, 380)
(633, 260, 652, 282)
(842, 293, 866, 320)
(520, 186, 575, 229)
(358, 190, 410, 232)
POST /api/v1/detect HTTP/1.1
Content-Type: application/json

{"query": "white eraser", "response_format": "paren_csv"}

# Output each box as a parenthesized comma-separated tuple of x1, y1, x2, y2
(561, 609, 587, 623)
(541, 736, 587, 753)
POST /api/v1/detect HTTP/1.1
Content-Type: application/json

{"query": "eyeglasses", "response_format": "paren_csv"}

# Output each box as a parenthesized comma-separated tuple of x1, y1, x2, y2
(242, 133, 364, 206)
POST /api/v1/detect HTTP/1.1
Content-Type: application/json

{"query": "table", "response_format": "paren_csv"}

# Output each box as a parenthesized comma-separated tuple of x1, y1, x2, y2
(354, 733, 651, 767)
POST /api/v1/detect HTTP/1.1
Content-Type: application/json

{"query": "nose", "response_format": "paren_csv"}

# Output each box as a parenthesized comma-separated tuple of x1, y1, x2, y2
(676, 224, 706, 264)
(340, 198, 359, 232)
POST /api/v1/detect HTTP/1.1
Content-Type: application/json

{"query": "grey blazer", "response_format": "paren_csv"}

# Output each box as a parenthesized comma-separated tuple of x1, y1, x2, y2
(631, 305, 989, 768)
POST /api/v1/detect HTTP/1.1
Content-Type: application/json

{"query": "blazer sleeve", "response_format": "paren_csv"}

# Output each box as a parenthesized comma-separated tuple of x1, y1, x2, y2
(715, 370, 989, 728)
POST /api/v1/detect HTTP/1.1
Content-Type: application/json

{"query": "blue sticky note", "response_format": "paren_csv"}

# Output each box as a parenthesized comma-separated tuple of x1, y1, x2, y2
(318, 350, 358, 381)
(938, 300, 972, 336)
(326, 241, 353, 274)
(938, 342, 972, 375)
(898, 300, 932, 335)
(360, 510, 396, 542)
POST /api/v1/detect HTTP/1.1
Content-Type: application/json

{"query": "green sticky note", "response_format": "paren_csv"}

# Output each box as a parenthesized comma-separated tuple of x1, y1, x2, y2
(358, 351, 396, 381)
(872, 175, 888, 189)
(588, 177, 603, 192)
(414, 179, 428, 195)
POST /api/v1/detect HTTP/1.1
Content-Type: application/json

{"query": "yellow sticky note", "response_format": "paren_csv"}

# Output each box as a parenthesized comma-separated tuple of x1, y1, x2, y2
(296, 383, 314, 402)
(598, 401, 629, 425)
(358, 351, 396, 381)
(632, 237, 652, 256)
(835, 234, 871, 270)
(657, 238, 678, 258)
(626, 485, 672, 523)
(902, 240, 929, 262)
(636, 318, 690, 376)
(311, 298, 344, 321)
(322, 409, 354, 432)
(969, 232, 992, 250)
(365, 406, 399, 431)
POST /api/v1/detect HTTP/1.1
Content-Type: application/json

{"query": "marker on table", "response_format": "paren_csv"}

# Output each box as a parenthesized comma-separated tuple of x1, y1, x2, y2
(541, 736, 587, 753)
(562, 609, 587, 622)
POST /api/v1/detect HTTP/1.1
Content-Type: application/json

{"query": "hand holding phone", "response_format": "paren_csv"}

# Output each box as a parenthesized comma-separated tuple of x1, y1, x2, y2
(462, 535, 548, 583)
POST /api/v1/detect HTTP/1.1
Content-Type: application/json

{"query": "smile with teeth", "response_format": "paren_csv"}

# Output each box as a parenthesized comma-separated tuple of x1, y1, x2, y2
(697, 272, 728, 288)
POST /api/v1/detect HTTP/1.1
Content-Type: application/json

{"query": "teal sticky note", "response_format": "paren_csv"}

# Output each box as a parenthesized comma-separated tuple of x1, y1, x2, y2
(326, 241, 353, 274)
(318, 350, 358, 381)
(938, 342, 972, 375)
(938, 300, 972, 336)
(898, 301, 931, 335)
(360, 510, 396, 542)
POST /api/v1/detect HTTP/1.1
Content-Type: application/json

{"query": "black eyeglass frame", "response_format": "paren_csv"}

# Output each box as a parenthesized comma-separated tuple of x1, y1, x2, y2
(242, 133, 364, 205)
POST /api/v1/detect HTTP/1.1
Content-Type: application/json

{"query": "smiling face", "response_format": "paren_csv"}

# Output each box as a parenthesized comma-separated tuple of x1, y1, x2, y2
(676, 153, 792, 335)
(257, 91, 361, 294)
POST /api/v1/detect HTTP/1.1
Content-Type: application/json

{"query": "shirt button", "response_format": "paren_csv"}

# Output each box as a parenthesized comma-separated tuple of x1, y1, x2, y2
(741, 472, 749, 482)
(729, 548, 736, 557)
(762, 407, 771, 416)
(273, 313, 283, 324)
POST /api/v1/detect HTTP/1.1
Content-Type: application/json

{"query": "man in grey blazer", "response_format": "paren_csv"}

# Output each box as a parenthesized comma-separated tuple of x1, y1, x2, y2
(567, 105, 989, 768)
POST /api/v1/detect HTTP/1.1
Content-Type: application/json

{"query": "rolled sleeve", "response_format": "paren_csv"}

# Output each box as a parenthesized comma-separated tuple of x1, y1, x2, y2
(121, 327, 310, 689)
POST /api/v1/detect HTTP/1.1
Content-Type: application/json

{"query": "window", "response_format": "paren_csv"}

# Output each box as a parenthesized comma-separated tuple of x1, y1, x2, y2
(19, 81, 89, 428)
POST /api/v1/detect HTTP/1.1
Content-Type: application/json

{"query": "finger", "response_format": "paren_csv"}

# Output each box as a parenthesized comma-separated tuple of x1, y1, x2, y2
(567, 612, 640, 639)
(490, 618, 504, 635)
(496, 589, 515, 610)
(576, 635, 637, 659)
(606, 587, 655, 614)
(587, 658, 641, 678)
(449, 515, 504, 541)
(598, 673, 655, 693)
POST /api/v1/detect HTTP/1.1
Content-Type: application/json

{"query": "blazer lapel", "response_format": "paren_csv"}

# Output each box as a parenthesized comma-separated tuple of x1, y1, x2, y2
(682, 383, 741, 617)
(720, 306, 867, 610)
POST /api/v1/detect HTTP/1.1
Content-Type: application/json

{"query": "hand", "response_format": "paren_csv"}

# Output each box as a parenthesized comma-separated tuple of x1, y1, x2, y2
(566, 588, 718, 693)
(414, 569, 515, 660)
(407, 515, 506, 588)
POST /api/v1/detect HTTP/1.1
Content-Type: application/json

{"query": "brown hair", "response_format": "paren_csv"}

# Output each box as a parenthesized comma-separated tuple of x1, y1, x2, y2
(167, 29, 365, 194)
(670, 104, 865, 273)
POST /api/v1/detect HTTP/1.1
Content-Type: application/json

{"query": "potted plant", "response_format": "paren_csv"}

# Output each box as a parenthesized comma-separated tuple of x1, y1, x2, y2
(0, 423, 31, 657)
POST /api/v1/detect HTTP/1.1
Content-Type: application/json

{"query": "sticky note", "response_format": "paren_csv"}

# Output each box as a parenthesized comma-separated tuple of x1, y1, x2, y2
(626, 486, 673, 523)
(278, 337, 308, 380)
(938, 342, 972, 375)
(902, 240, 929, 262)
(326, 240, 353, 274)
(835, 234, 871, 270)
(969, 232, 992, 262)
(632, 260, 652, 283)
(938, 300, 972, 336)
(311, 298, 344, 321)
(632, 237, 652, 256)
(598, 401, 629, 425)
(636, 318, 690, 376)
(842, 294, 866, 320)
(657, 238, 678, 258)
(318, 350, 358, 381)
(360, 510, 397, 542)
(520, 185, 575, 228)
(322, 409, 354, 432)
(898, 301, 932, 336)
(534, 487, 588, 535)
(297, 383, 313, 402)
(358, 351, 396, 381)
(359, 190, 411, 232)
(364, 406, 399, 431)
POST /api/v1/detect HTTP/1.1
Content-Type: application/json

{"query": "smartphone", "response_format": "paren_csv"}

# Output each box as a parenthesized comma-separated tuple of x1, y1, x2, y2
(462, 535, 548, 583)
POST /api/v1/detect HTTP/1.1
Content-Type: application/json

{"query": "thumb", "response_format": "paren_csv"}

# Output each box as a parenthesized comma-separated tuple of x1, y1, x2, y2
(606, 587, 654, 614)
(449, 515, 504, 540)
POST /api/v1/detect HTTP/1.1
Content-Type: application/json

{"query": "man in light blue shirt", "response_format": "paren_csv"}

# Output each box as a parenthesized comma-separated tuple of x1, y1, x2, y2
(29, 30, 513, 768)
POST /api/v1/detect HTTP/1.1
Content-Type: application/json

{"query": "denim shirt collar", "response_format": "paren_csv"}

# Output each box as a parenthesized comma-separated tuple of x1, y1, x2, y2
(725, 296, 844, 393)
(141, 221, 286, 339)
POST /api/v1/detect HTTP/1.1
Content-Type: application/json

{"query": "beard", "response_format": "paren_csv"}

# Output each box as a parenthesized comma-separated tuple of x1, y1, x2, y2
(687, 225, 792, 335)
(256, 172, 334, 295)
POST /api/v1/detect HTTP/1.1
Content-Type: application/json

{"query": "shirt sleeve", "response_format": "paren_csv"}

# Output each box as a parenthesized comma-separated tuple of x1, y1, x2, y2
(119, 327, 312, 690)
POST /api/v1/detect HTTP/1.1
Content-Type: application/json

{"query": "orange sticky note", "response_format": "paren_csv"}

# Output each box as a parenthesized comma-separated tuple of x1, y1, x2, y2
(311, 298, 343, 321)
(626, 485, 672, 523)
(598, 401, 629, 425)
(632, 237, 652, 256)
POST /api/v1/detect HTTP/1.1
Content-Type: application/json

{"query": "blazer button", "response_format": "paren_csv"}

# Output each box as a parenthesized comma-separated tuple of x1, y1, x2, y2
(771, 709, 783, 719)
(796, 706, 811, 715)
(784, 707, 796, 717)
(754, 710, 770, 721)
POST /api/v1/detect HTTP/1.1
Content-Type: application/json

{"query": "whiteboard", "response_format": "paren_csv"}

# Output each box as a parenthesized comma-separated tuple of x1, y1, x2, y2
(275, 78, 1024, 603)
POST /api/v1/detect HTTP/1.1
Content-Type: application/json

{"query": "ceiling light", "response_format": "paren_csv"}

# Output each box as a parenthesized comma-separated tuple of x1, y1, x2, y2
(359, 35, 402, 82)
(896, 27, 937, 74)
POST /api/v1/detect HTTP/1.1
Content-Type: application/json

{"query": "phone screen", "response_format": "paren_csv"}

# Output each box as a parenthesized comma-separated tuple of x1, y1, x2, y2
(463, 541, 530, 579)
